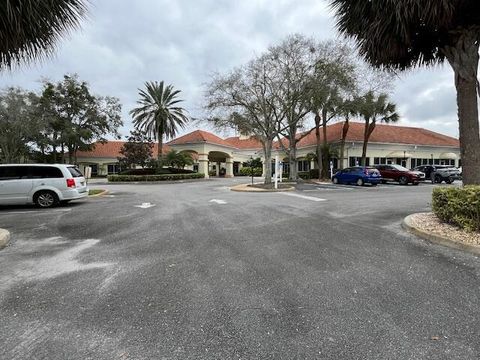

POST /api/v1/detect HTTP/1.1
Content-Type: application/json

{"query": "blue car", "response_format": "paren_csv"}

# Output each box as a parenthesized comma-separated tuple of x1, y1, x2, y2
(332, 166, 382, 186)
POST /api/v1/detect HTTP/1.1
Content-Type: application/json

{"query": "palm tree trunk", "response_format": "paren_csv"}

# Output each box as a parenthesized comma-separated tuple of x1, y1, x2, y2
(455, 73, 480, 184)
(339, 118, 350, 170)
(314, 113, 322, 180)
(362, 120, 375, 166)
(157, 128, 164, 161)
(445, 35, 480, 185)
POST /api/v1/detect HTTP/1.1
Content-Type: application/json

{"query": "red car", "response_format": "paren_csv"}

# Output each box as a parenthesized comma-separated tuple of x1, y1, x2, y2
(374, 164, 421, 185)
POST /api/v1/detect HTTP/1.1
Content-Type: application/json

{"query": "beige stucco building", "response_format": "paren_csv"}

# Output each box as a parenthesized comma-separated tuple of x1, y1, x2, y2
(75, 122, 461, 178)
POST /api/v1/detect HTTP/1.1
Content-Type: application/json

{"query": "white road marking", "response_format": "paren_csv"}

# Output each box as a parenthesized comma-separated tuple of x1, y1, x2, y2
(209, 199, 228, 205)
(134, 202, 156, 209)
(0, 208, 72, 215)
(279, 192, 327, 202)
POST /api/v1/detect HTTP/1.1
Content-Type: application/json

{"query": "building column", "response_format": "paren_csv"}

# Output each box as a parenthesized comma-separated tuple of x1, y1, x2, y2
(215, 162, 220, 177)
(225, 158, 234, 178)
(198, 154, 209, 179)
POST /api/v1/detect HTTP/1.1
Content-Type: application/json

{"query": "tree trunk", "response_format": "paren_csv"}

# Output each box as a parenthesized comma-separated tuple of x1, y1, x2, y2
(444, 34, 480, 185)
(321, 109, 329, 178)
(289, 141, 297, 181)
(361, 122, 376, 167)
(314, 113, 322, 180)
(455, 74, 480, 184)
(157, 129, 164, 161)
(263, 139, 273, 184)
(339, 118, 350, 170)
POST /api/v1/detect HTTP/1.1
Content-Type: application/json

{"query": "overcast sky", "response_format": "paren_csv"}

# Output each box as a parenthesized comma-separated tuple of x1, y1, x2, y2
(0, 0, 460, 139)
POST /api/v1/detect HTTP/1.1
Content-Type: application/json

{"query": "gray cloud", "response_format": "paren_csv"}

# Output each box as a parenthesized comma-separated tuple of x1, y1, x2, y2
(0, 0, 466, 139)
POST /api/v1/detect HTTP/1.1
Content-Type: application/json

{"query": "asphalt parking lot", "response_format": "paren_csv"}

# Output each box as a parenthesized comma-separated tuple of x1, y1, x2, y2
(1, 178, 479, 359)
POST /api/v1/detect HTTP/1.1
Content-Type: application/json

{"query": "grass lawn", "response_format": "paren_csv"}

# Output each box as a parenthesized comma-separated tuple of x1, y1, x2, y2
(88, 189, 105, 196)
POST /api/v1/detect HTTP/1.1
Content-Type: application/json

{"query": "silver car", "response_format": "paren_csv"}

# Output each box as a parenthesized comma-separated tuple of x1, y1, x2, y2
(0, 164, 89, 208)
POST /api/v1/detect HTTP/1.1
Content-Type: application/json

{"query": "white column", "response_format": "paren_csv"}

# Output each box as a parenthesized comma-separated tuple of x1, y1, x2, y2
(215, 162, 220, 177)
(198, 154, 209, 179)
(225, 158, 234, 178)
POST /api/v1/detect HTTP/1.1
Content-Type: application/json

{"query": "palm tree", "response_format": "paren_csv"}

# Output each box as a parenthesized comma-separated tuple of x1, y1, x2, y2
(164, 150, 194, 169)
(329, 0, 480, 184)
(0, 0, 87, 70)
(130, 81, 189, 161)
(355, 91, 399, 166)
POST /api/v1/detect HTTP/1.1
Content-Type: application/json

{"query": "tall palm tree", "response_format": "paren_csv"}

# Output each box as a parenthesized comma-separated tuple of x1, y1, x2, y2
(0, 0, 87, 70)
(130, 81, 189, 160)
(355, 91, 399, 166)
(329, 0, 480, 184)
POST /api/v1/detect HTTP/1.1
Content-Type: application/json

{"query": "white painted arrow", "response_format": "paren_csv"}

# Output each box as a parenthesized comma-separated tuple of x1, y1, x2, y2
(134, 202, 156, 209)
(209, 199, 227, 205)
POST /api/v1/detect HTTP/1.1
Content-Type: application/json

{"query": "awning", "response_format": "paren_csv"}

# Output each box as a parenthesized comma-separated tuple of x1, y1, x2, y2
(387, 151, 413, 158)
(440, 152, 458, 160)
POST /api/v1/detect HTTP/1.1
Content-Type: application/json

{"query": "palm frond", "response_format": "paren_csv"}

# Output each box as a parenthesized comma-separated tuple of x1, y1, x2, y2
(0, 0, 88, 70)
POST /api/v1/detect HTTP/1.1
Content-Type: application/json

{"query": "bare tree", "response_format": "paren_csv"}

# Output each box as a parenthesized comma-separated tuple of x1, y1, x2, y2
(206, 56, 287, 184)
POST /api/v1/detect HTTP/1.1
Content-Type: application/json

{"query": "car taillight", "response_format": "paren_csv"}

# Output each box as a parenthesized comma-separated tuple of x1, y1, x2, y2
(66, 178, 75, 188)
(364, 169, 369, 175)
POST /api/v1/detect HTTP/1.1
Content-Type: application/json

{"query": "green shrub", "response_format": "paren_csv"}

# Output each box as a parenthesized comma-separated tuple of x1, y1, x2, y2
(239, 166, 262, 176)
(432, 186, 480, 232)
(108, 173, 205, 182)
(309, 169, 319, 179)
(298, 171, 311, 180)
(120, 168, 155, 175)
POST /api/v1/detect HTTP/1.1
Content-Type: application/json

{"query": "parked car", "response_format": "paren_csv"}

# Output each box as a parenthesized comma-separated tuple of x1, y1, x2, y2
(413, 165, 462, 184)
(0, 164, 88, 208)
(332, 166, 382, 186)
(374, 164, 421, 185)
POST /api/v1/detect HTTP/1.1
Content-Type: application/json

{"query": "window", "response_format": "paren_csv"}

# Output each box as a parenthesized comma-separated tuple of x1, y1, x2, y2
(283, 162, 290, 174)
(30, 166, 63, 179)
(0, 166, 22, 180)
(67, 167, 83, 177)
(297, 160, 310, 172)
(107, 164, 121, 174)
(349, 157, 369, 167)
(90, 164, 98, 176)
(373, 157, 387, 165)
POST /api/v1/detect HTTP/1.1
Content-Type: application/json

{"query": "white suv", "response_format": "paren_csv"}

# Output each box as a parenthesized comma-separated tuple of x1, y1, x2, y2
(0, 164, 89, 208)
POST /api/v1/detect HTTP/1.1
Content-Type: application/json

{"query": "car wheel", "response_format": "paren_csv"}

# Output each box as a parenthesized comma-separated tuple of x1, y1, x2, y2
(356, 178, 364, 186)
(413, 182, 419, 186)
(34, 191, 59, 208)
(399, 176, 408, 185)
(332, 177, 339, 184)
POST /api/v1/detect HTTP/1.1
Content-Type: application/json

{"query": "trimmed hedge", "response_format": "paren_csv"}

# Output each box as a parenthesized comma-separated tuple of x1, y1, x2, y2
(239, 166, 263, 176)
(432, 186, 480, 232)
(120, 168, 155, 175)
(108, 173, 205, 182)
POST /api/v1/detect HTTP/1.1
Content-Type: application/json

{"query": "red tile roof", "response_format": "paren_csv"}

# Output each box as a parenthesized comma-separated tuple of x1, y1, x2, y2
(77, 123, 458, 159)
(224, 136, 264, 149)
(167, 130, 235, 148)
(293, 122, 459, 148)
(76, 141, 170, 158)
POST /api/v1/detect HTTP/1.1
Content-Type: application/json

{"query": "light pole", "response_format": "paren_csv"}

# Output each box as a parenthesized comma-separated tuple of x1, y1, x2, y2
(250, 156, 254, 185)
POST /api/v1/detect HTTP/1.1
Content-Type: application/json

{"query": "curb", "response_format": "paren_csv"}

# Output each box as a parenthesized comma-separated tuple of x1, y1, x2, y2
(0, 228, 11, 250)
(88, 189, 109, 197)
(402, 214, 480, 256)
(231, 183, 295, 192)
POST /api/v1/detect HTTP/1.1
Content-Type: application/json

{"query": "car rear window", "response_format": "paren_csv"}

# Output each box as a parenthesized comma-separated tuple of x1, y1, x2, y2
(67, 167, 83, 178)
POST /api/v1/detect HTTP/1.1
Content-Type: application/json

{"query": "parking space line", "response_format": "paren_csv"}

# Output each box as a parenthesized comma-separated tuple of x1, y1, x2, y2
(279, 192, 327, 202)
